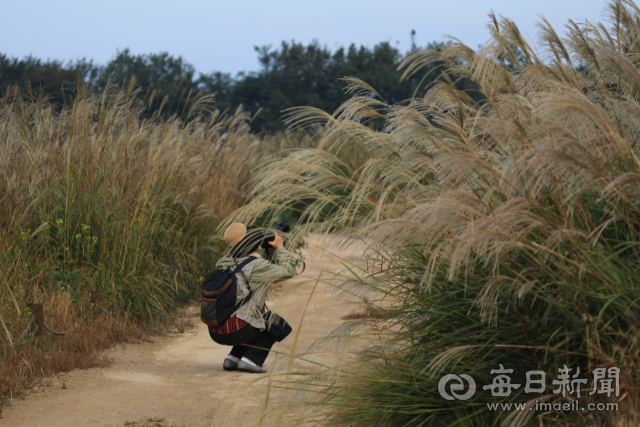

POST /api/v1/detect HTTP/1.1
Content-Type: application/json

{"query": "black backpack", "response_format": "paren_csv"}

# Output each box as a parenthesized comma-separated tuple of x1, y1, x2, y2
(200, 257, 257, 327)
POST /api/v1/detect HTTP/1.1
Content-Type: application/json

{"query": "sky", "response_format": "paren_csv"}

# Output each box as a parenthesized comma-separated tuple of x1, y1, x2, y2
(2, 0, 612, 76)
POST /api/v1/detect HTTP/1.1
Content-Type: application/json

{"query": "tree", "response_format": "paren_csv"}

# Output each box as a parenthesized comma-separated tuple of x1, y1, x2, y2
(0, 54, 97, 106)
(197, 71, 234, 114)
(96, 49, 200, 118)
(232, 40, 423, 131)
(2, 34, 478, 131)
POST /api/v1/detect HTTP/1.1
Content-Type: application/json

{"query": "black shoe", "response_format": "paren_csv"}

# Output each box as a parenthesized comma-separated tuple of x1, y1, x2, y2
(237, 360, 267, 373)
(223, 358, 238, 371)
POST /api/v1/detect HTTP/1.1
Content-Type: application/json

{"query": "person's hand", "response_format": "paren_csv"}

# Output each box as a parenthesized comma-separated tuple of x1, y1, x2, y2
(268, 232, 284, 251)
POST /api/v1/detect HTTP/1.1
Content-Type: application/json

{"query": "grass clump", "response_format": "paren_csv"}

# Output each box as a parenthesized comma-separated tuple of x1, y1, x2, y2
(0, 82, 266, 404)
(227, 1, 640, 425)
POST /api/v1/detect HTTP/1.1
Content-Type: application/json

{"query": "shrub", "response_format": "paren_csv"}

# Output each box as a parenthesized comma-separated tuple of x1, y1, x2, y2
(0, 82, 266, 402)
(228, 1, 640, 425)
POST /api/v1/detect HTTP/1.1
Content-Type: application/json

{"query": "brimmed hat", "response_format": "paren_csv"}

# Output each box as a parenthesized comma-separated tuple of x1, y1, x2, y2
(224, 223, 265, 258)
(224, 223, 247, 246)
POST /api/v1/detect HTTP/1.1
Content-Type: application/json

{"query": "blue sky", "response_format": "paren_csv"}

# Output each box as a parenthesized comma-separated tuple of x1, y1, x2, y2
(2, 0, 610, 75)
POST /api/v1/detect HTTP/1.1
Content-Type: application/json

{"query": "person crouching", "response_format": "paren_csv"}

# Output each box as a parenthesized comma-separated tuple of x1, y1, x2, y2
(208, 223, 296, 373)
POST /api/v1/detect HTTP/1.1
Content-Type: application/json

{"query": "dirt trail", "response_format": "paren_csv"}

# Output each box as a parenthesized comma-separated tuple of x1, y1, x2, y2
(2, 234, 362, 427)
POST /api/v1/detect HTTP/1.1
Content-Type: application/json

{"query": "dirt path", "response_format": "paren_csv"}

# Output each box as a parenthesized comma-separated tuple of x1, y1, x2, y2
(1, 234, 362, 427)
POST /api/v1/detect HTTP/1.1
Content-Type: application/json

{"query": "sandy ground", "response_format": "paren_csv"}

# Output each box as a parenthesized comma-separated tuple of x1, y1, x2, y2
(1, 234, 364, 427)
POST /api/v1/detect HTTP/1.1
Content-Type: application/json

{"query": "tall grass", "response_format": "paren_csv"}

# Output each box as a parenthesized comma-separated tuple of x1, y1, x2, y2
(0, 82, 269, 401)
(227, 1, 640, 425)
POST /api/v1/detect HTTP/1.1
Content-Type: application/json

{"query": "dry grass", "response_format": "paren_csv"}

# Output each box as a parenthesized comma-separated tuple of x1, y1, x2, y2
(225, 1, 640, 426)
(0, 309, 150, 405)
(0, 82, 286, 408)
(340, 306, 392, 320)
(124, 417, 183, 427)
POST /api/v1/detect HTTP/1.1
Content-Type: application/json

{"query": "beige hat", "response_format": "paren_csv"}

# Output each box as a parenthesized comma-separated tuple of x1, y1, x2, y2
(223, 223, 247, 246)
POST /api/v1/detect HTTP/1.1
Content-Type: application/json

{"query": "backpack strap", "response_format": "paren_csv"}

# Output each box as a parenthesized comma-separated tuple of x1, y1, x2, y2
(233, 256, 258, 307)
(232, 256, 257, 285)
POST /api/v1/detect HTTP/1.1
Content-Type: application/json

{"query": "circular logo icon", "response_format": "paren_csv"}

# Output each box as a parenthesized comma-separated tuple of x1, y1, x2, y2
(438, 374, 476, 401)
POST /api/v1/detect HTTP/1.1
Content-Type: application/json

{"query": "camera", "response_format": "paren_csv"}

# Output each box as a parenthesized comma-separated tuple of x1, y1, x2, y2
(261, 220, 290, 250)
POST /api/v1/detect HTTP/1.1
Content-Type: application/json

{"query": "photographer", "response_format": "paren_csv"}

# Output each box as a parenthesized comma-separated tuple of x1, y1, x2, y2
(208, 223, 297, 373)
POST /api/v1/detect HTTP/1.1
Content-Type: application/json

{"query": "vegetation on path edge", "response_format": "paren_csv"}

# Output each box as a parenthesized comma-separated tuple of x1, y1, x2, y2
(0, 83, 289, 405)
(228, 1, 640, 426)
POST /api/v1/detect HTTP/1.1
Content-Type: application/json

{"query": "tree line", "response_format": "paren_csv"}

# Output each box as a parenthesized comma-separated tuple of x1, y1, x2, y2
(1, 37, 473, 131)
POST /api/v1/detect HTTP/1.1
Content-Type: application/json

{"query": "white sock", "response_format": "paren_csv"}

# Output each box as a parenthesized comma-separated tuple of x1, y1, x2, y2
(226, 355, 240, 363)
(241, 356, 257, 366)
